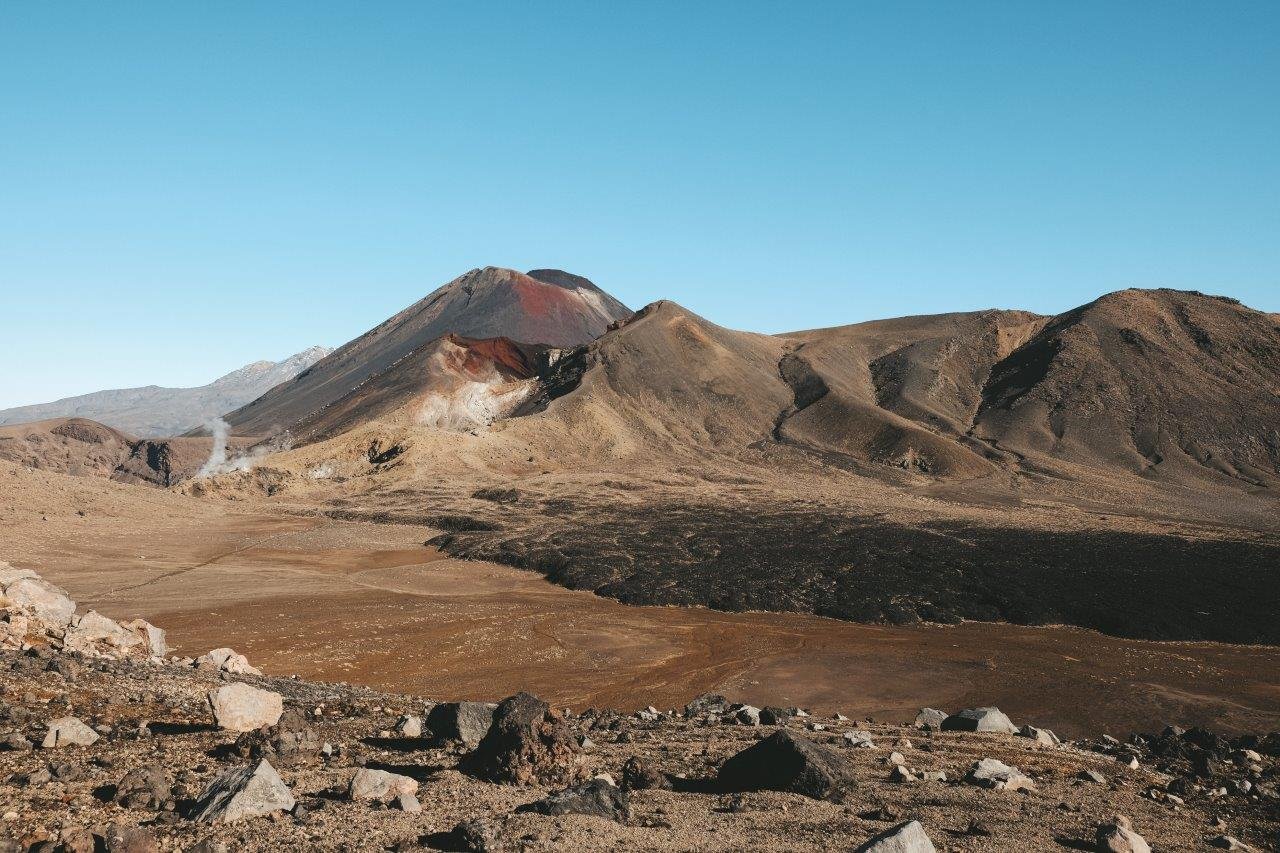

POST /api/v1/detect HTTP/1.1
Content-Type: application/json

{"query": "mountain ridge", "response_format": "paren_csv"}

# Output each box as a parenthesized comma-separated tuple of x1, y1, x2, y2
(0, 346, 331, 437)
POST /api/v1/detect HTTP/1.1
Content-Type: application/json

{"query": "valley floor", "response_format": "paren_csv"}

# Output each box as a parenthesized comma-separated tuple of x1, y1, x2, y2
(2, 472, 1277, 741)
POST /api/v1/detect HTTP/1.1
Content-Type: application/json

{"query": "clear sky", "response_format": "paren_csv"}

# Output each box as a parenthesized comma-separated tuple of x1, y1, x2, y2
(1, 2, 1277, 408)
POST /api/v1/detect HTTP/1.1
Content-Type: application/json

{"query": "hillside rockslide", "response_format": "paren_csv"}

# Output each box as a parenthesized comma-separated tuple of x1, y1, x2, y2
(1, 560, 1278, 851)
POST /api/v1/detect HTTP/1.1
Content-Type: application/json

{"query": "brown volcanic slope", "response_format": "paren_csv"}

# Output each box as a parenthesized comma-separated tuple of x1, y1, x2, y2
(220, 267, 632, 437)
(184, 287, 1280, 644)
(970, 288, 1280, 488)
(287, 334, 553, 444)
(0, 417, 246, 487)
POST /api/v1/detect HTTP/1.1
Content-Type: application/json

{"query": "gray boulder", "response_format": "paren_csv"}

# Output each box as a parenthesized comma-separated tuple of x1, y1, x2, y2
(941, 707, 1017, 735)
(515, 778, 630, 822)
(427, 701, 498, 747)
(190, 759, 296, 822)
(914, 709, 948, 730)
(853, 820, 937, 852)
(716, 730, 854, 799)
(964, 758, 1036, 792)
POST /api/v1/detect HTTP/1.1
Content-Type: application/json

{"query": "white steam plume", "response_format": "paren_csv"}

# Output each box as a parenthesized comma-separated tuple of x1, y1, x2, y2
(195, 418, 292, 479)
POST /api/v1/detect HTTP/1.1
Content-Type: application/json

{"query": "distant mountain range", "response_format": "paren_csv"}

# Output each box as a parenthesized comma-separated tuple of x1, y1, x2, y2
(0, 346, 331, 437)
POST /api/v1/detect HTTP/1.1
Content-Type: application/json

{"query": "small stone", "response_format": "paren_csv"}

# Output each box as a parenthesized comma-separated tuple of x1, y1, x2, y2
(965, 758, 1036, 792)
(515, 778, 630, 822)
(889, 764, 916, 783)
(1078, 770, 1108, 784)
(1096, 815, 1150, 853)
(395, 792, 422, 813)
(348, 768, 418, 802)
(852, 819, 937, 852)
(843, 731, 876, 748)
(41, 716, 99, 748)
(1018, 724, 1060, 746)
(98, 823, 157, 853)
(395, 715, 422, 738)
(914, 709, 948, 730)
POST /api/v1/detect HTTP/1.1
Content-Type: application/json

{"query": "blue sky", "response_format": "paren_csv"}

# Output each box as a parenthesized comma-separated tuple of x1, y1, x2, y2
(1, 2, 1277, 408)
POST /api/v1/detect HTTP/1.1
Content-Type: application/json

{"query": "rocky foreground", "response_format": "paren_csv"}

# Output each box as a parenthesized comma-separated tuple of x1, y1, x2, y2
(2, 565, 1278, 852)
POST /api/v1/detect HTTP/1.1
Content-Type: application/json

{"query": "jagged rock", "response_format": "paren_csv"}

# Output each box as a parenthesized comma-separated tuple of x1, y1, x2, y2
(734, 705, 761, 726)
(190, 759, 296, 823)
(889, 764, 916, 783)
(120, 619, 167, 657)
(196, 647, 262, 676)
(683, 693, 729, 717)
(914, 709, 948, 730)
(1096, 815, 1151, 852)
(1207, 836, 1258, 851)
(1017, 724, 1060, 746)
(621, 756, 671, 791)
(208, 683, 283, 732)
(348, 768, 418, 802)
(1, 575, 75, 628)
(843, 730, 876, 748)
(395, 714, 423, 738)
(451, 817, 508, 852)
(717, 730, 855, 799)
(63, 610, 143, 658)
(759, 707, 791, 726)
(515, 778, 630, 822)
(396, 792, 421, 813)
(56, 827, 95, 853)
(942, 707, 1018, 735)
(427, 701, 498, 747)
(232, 709, 320, 766)
(462, 692, 583, 785)
(112, 764, 171, 809)
(1078, 769, 1108, 784)
(0, 732, 32, 751)
(41, 716, 99, 748)
(98, 823, 157, 853)
(965, 758, 1036, 792)
(853, 820, 937, 852)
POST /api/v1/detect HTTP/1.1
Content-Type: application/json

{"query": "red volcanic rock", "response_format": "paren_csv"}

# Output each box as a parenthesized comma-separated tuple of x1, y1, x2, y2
(219, 267, 631, 437)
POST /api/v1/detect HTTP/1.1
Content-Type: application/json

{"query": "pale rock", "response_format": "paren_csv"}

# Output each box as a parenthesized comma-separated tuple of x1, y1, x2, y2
(348, 768, 418, 802)
(41, 716, 99, 748)
(853, 819, 937, 852)
(2, 576, 75, 628)
(121, 619, 168, 657)
(1096, 815, 1151, 853)
(208, 683, 283, 732)
(1018, 724, 1061, 746)
(965, 758, 1036, 792)
(190, 760, 296, 822)
(197, 647, 262, 676)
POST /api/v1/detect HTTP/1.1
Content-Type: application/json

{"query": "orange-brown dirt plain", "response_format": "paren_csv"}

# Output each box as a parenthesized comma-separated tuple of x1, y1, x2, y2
(4, 460, 1277, 742)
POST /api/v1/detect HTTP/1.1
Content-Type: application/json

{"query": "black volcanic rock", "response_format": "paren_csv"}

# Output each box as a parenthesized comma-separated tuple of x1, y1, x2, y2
(716, 730, 855, 799)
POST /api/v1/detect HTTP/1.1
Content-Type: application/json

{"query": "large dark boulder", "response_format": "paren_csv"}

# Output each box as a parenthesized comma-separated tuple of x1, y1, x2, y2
(515, 778, 630, 822)
(461, 692, 582, 785)
(716, 730, 855, 799)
